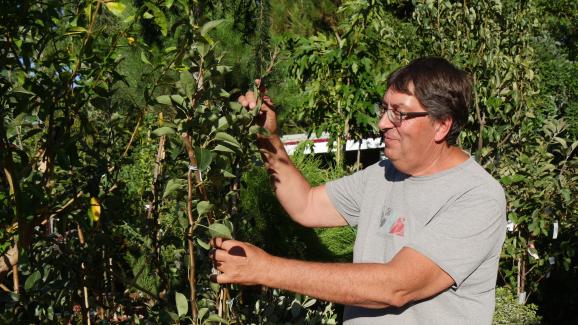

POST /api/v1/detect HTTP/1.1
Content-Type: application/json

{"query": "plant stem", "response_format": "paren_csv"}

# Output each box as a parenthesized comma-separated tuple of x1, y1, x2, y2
(186, 165, 198, 322)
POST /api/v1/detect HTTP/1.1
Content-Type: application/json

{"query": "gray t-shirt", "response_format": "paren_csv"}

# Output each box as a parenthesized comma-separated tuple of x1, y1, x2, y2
(326, 157, 506, 324)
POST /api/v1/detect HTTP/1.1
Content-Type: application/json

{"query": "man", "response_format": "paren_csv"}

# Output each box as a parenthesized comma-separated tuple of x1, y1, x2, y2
(210, 57, 507, 324)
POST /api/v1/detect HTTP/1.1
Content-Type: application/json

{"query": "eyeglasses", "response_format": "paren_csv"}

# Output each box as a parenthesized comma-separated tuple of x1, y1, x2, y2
(375, 101, 429, 126)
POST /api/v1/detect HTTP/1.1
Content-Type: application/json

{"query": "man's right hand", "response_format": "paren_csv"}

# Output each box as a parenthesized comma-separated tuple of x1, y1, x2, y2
(238, 79, 277, 136)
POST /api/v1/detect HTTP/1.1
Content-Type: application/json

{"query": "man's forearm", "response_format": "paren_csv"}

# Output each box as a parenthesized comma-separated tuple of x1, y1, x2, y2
(211, 240, 452, 310)
(261, 255, 402, 309)
(257, 135, 316, 225)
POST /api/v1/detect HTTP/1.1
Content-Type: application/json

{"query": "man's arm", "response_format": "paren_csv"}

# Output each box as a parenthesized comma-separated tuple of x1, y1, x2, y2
(239, 86, 346, 228)
(210, 238, 454, 309)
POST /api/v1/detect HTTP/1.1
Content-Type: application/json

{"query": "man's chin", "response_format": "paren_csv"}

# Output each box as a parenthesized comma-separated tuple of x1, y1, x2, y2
(383, 148, 397, 161)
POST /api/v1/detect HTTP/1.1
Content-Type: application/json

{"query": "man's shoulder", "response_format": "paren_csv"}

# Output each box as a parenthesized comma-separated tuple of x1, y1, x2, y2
(461, 158, 504, 191)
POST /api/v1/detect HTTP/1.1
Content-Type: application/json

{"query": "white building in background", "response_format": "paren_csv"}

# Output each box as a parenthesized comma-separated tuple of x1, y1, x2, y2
(281, 132, 384, 156)
(281, 132, 385, 167)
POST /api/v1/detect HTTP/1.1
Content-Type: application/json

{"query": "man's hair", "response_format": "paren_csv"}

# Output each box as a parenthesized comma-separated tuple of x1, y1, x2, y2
(387, 57, 472, 145)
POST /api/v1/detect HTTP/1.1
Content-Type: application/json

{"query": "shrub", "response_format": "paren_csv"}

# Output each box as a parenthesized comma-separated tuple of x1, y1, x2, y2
(493, 287, 542, 324)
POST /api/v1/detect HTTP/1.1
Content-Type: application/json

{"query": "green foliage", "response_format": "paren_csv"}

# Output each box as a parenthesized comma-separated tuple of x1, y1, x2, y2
(286, 1, 414, 165)
(493, 287, 541, 324)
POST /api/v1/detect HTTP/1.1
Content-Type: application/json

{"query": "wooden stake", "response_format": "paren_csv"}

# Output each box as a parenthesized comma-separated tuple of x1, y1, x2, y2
(12, 264, 19, 295)
(77, 223, 91, 325)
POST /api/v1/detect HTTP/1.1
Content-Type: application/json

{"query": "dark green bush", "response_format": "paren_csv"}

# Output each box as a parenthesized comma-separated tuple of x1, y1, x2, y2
(493, 287, 541, 325)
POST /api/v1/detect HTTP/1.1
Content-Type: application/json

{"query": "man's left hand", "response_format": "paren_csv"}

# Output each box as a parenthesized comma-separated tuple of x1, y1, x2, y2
(209, 237, 271, 286)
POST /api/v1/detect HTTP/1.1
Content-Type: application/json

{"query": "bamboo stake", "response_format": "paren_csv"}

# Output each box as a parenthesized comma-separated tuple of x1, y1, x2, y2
(11, 238, 19, 294)
(182, 133, 201, 321)
(0, 283, 10, 292)
(77, 223, 91, 325)
(147, 119, 168, 294)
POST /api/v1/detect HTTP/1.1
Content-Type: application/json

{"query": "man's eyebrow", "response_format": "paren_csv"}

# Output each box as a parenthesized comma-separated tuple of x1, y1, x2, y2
(388, 103, 408, 110)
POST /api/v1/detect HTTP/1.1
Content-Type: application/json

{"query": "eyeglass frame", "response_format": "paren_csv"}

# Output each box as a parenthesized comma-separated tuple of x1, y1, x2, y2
(375, 101, 430, 126)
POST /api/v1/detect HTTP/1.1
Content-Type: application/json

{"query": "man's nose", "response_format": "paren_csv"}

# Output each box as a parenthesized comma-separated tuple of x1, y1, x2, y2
(378, 112, 394, 131)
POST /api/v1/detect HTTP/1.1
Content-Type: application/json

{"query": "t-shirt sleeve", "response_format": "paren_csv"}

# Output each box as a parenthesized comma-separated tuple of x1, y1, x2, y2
(407, 184, 507, 288)
(325, 167, 370, 226)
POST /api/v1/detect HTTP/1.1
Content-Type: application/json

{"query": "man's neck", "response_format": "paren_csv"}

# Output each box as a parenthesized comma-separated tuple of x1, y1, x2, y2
(410, 145, 468, 177)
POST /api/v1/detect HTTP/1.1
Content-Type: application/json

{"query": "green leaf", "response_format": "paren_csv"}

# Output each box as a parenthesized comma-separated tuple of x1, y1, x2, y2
(217, 116, 229, 131)
(170, 94, 186, 106)
(165, 0, 174, 8)
(221, 169, 236, 178)
(208, 223, 232, 239)
(175, 292, 188, 317)
(214, 132, 241, 148)
(9, 292, 19, 302)
(152, 126, 175, 137)
(219, 89, 231, 98)
(166, 310, 179, 321)
(196, 238, 210, 250)
(12, 87, 36, 96)
(24, 270, 41, 291)
(561, 188, 571, 204)
(47, 306, 54, 320)
(156, 95, 171, 105)
(213, 144, 236, 154)
(249, 125, 270, 137)
(178, 213, 188, 230)
(163, 179, 185, 199)
(145, 2, 168, 36)
(143, 11, 153, 19)
(179, 71, 196, 98)
(65, 26, 87, 35)
(200, 19, 226, 36)
(205, 314, 229, 323)
(302, 298, 317, 308)
(553, 137, 567, 148)
(229, 102, 243, 112)
(194, 147, 212, 171)
(140, 51, 152, 65)
(198, 307, 209, 321)
(84, 2, 92, 23)
(104, 2, 126, 17)
(196, 201, 213, 216)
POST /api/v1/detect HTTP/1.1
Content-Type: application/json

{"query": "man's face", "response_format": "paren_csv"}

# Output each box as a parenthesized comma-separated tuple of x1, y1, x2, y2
(378, 87, 439, 175)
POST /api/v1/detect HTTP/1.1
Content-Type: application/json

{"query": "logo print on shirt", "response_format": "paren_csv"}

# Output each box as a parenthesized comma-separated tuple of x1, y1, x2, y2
(380, 208, 405, 237)
(380, 207, 392, 227)
(389, 217, 405, 237)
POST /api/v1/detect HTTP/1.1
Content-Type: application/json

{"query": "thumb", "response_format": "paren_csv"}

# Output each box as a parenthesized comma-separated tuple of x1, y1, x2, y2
(255, 79, 267, 94)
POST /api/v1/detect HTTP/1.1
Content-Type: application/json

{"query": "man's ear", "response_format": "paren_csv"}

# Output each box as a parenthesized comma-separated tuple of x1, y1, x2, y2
(434, 117, 452, 142)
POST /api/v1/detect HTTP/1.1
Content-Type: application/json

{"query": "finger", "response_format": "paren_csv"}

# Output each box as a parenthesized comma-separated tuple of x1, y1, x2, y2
(218, 239, 245, 252)
(213, 248, 230, 262)
(210, 237, 229, 249)
(256, 79, 268, 94)
(261, 95, 274, 111)
(210, 273, 231, 284)
(238, 95, 248, 107)
(245, 92, 257, 109)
